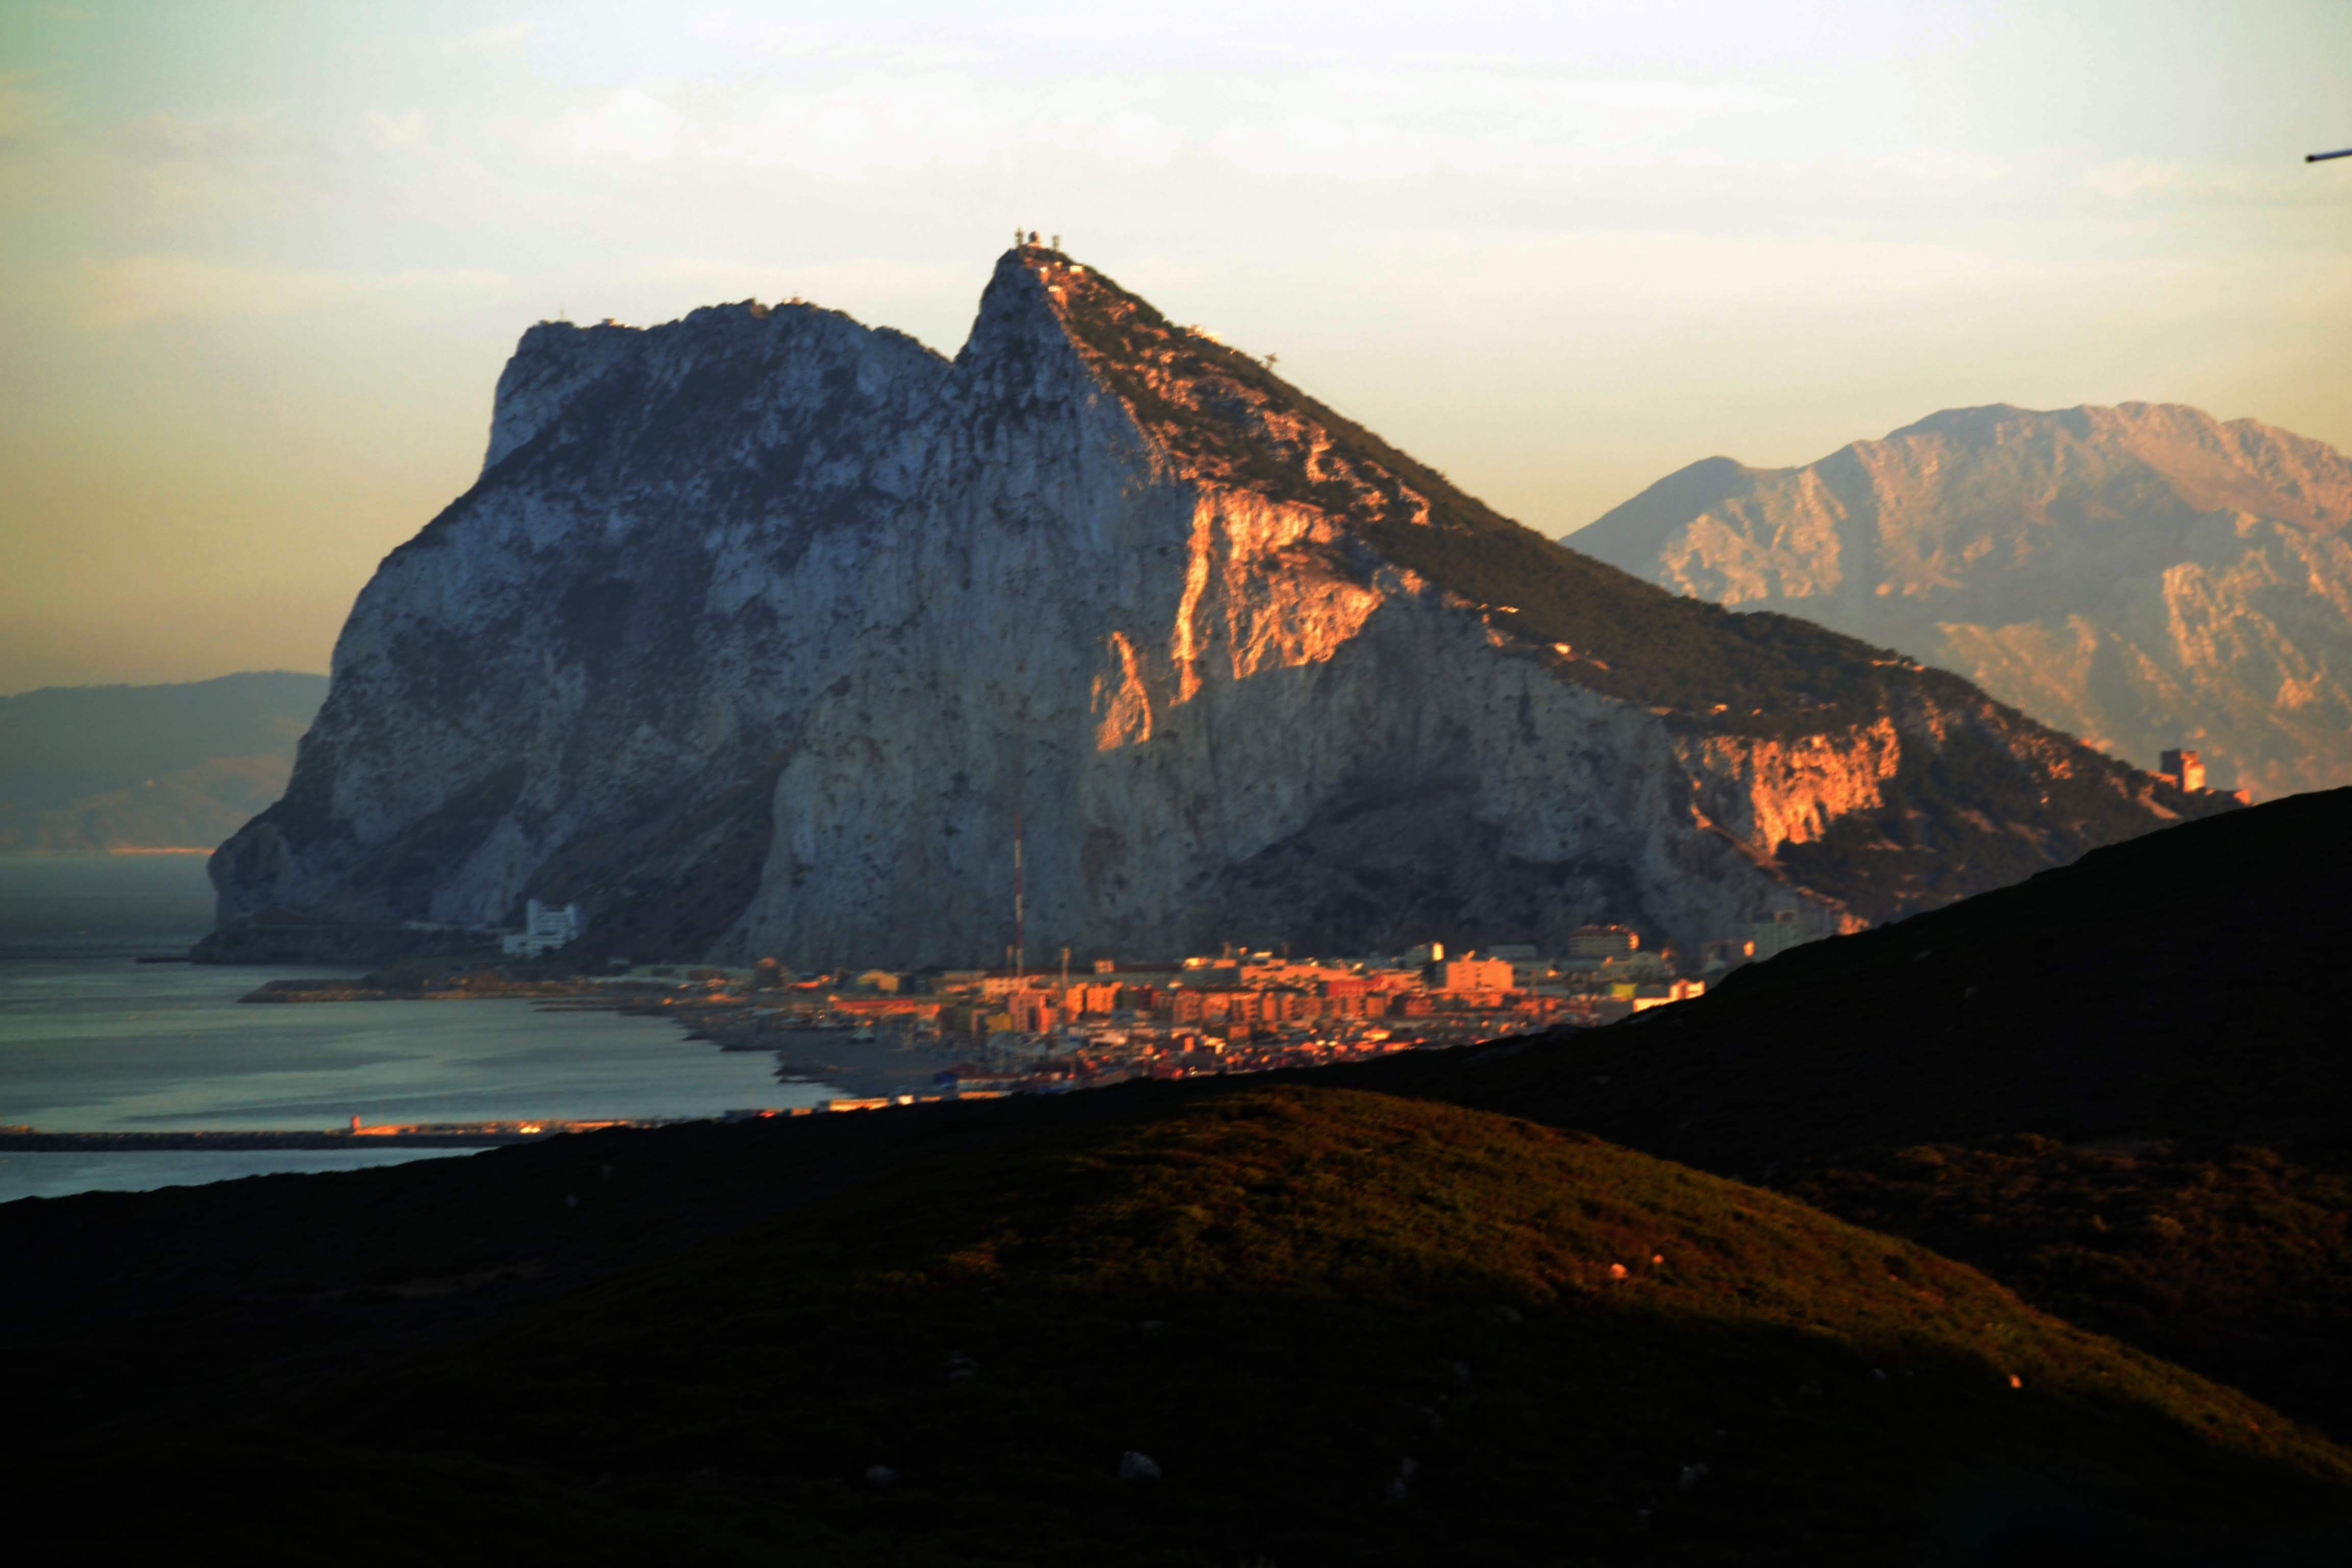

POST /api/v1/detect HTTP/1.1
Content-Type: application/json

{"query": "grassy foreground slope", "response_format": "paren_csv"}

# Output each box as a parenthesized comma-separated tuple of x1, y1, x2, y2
(1337, 787, 2352, 1437)
(12, 1086, 2350, 1564)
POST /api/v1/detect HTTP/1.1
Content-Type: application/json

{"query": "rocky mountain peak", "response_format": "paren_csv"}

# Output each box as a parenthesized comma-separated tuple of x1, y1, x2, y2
(203, 262, 2221, 967)
(977, 247, 1438, 541)
(1573, 402, 2352, 796)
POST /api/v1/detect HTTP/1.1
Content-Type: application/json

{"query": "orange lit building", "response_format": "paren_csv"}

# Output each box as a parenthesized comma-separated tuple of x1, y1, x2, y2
(1437, 957, 1513, 993)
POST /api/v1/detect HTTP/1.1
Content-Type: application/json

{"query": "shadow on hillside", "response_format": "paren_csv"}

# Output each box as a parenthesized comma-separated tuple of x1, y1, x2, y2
(11, 1082, 2349, 1564)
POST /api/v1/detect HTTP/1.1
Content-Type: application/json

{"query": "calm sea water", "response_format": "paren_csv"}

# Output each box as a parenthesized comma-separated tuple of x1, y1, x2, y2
(0, 854, 825, 1203)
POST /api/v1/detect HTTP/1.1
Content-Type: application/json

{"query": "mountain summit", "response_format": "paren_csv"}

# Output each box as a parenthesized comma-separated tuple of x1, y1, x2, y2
(1572, 402, 2352, 798)
(204, 251, 2220, 964)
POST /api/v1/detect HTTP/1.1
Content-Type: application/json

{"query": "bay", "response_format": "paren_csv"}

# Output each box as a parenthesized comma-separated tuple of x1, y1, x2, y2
(0, 854, 826, 1202)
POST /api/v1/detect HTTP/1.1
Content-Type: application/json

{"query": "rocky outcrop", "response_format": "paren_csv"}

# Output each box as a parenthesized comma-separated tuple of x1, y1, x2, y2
(204, 253, 2220, 965)
(1573, 403, 2352, 799)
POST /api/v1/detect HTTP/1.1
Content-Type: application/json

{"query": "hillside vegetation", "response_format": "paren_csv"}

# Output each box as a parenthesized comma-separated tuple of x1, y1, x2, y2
(10, 1085, 2351, 1563)
(1336, 787, 2352, 1436)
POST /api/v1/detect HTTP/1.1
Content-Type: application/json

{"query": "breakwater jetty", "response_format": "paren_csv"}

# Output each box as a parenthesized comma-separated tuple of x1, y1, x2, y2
(0, 1118, 691, 1152)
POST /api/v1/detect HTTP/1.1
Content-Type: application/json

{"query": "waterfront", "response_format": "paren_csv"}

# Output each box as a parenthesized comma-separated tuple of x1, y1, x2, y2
(0, 1146, 483, 1203)
(0, 855, 827, 1202)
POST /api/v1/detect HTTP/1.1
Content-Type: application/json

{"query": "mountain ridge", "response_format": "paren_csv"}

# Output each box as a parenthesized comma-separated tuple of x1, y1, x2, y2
(1570, 401, 2352, 796)
(0, 671, 327, 854)
(206, 253, 2222, 965)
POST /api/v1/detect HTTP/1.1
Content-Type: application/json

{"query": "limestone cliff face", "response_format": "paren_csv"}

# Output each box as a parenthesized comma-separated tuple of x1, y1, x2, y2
(1574, 404, 2352, 799)
(206, 256, 2215, 965)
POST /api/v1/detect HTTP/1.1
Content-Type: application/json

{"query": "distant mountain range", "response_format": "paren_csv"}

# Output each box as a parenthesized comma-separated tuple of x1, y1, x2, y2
(1570, 402, 2352, 799)
(0, 672, 328, 854)
(203, 251, 2218, 965)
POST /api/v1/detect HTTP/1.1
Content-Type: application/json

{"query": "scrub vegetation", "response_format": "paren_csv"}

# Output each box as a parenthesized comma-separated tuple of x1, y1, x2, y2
(12, 1085, 2350, 1563)
(1332, 787, 2352, 1448)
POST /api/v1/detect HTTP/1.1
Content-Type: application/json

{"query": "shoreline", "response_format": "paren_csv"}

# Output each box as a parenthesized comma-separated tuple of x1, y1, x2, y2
(0, 1129, 540, 1151)
(699, 1021, 966, 1100)
(239, 977, 632, 1003)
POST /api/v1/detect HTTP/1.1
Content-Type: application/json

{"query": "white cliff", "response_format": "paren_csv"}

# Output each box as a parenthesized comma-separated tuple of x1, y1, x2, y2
(205, 253, 2215, 966)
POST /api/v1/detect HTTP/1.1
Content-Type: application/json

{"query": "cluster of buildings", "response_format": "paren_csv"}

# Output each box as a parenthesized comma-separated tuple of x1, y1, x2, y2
(635, 922, 1792, 1099)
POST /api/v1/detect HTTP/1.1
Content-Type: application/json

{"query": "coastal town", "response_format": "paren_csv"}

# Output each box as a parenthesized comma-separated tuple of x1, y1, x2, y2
(9, 921, 1702, 1150)
(580, 914, 1812, 1111)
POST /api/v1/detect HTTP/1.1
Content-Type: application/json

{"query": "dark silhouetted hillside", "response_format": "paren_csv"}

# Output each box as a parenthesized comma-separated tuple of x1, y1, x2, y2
(1337, 787, 2352, 1435)
(9, 1084, 2348, 1563)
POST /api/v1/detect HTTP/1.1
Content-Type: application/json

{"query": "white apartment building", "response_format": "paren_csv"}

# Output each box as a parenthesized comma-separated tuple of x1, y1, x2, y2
(502, 899, 586, 957)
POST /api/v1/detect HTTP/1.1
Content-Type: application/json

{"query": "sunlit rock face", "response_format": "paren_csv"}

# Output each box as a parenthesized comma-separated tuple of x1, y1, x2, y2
(1574, 404, 2352, 800)
(206, 254, 2216, 965)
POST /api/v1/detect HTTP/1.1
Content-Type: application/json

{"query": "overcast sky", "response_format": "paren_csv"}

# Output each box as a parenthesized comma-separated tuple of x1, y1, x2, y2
(4, 1, 2348, 692)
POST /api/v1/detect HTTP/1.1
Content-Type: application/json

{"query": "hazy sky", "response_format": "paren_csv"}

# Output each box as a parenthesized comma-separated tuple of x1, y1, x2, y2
(4, 1, 2348, 693)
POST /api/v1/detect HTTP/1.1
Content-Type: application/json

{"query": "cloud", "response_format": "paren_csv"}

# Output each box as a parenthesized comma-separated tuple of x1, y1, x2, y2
(0, 76, 60, 144)
(571, 89, 681, 165)
(77, 256, 505, 328)
(113, 105, 304, 161)
(454, 20, 536, 51)
(2082, 160, 2225, 201)
(653, 254, 968, 303)
(2077, 158, 2328, 206)
(365, 110, 428, 150)
(707, 73, 1184, 177)
(691, 63, 1804, 183)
